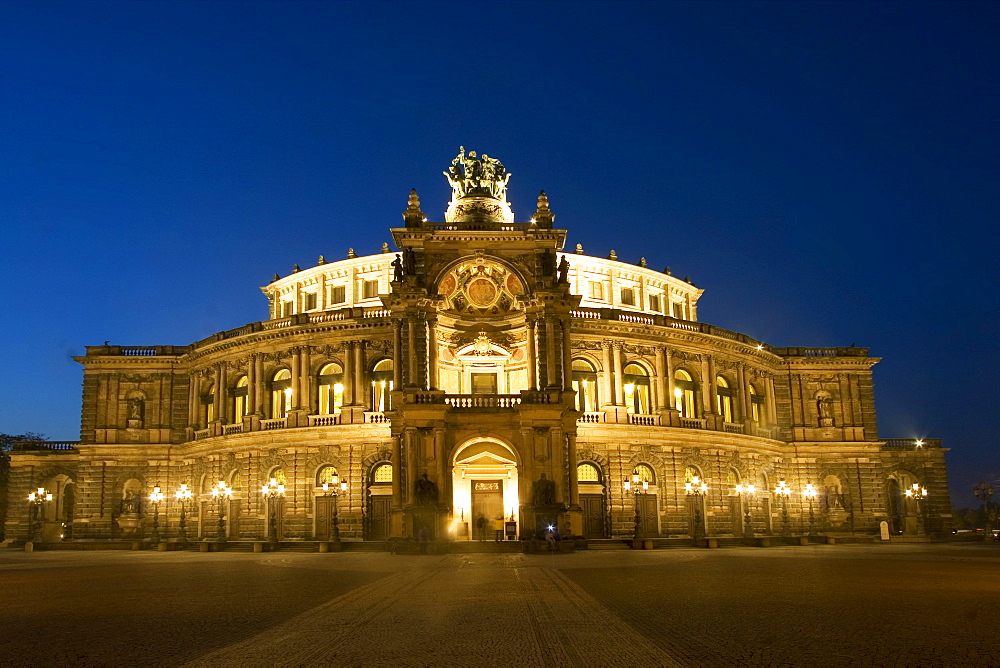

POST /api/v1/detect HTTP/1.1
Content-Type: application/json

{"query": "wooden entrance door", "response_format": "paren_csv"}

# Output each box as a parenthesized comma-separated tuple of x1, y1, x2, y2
(228, 499, 241, 539)
(581, 494, 605, 538)
(368, 495, 391, 540)
(638, 494, 659, 538)
(316, 497, 332, 540)
(471, 480, 503, 540)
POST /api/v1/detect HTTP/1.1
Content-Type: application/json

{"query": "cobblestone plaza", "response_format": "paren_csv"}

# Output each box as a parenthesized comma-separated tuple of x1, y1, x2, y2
(2, 544, 997, 666)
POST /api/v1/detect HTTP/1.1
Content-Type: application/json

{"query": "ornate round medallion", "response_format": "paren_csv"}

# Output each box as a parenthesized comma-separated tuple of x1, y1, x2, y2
(439, 273, 457, 296)
(506, 272, 524, 296)
(466, 278, 498, 307)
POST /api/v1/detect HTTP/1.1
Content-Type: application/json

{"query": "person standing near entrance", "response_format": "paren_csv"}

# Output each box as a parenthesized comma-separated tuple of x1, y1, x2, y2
(545, 526, 557, 551)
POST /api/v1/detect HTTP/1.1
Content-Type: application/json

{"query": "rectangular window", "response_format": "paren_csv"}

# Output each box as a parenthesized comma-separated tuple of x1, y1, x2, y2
(649, 294, 661, 312)
(303, 292, 317, 311)
(471, 373, 498, 394)
(589, 281, 604, 300)
(330, 285, 346, 304)
(621, 287, 635, 306)
(672, 301, 686, 319)
(280, 300, 294, 317)
(362, 279, 378, 299)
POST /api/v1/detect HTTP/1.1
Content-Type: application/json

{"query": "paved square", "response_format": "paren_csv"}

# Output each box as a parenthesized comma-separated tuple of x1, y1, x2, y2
(1, 543, 997, 666)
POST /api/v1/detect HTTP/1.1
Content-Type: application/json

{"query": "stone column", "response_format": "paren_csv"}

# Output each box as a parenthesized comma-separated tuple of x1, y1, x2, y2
(738, 364, 751, 423)
(612, 342, 624, 405)
(567, 433, 579, 507)
(343, 341, 355, 406)
(706, 356, 717, 415)
(766, 375, 778, 427)
(391, 434, 402, 508)
(545, 317, 557, 389)
(654, 347, 667, 411)
(526, 318, 537, 390)
(407, 317, 417, 388)
(214, 364, 226, 422)
(600, 341, 613, 406)
(354, 340, 365, 408)
(701, 355, 712, 415)
(404, 428, 418, 506)
(426, 316, 437, 390)
(392, 320, 403, 388)
(665, 348, 676, 409)
(289, 348, 300, 410)
(246, 355, 257, 416)
(188, 374, 199, 427)
(561, 318, 573, 391)
(435, 428, 449, 507)
(299, 346, 311, 414)
(253, 355, 265, 417)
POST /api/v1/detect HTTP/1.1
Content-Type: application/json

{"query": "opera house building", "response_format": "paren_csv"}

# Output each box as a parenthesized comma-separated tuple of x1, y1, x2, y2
(4, 149, 951, 548)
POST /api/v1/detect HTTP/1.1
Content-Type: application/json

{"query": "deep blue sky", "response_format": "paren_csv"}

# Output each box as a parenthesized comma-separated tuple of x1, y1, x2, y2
(1, 1, 996, 508)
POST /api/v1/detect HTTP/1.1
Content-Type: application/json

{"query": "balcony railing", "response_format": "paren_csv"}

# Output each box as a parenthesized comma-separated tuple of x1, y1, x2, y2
(444, 395, 522, 409)
(308, 414, 342, 426)
(6, 440, 80, 452)
(629, 413, 661, 426)
(679, 418, 707, 430)
(723, 422, 745, 434)
(577, 411, 605, 423)
(260, 418, 287, 430)
(222, 423, 244, 435)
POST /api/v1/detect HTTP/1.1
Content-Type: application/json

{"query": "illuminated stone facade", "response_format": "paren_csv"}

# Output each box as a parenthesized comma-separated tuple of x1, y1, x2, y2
(4, 150, 951, 545)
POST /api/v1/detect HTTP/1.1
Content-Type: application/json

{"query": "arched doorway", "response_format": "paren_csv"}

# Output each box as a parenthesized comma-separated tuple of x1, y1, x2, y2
(452, 439, 519, 541)
(578, 462, 606, 538)
(366, 462, 393, 540)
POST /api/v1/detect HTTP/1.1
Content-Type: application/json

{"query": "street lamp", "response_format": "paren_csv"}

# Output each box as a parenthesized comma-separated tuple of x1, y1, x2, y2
(623, 473, 648, 541)
(261, 478, 285, 544)
(802, 483, 817, 536)
(27, 487, 53, 543)
(735, 483, 756, 538)
(774, 480, 791, 536)
(973, 481, 995, 542)
(174, 484, 192, 544)
(321, 474, 348, 543)
(149, 486, 165, 545)
(684, 475, 708, 540)
(905, 482, 928, 534)
(210, 481, 232, 540)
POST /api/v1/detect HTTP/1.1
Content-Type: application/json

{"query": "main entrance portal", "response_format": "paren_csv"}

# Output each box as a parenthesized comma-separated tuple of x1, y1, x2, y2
(452, 439, 519, 540)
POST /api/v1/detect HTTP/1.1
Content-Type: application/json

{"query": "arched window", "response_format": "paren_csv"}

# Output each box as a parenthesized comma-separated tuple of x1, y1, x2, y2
(371, 463, 393, 484)
(317, 465, 339, 487)
(632, 464, 655, 484)
(269, 468, 287, 486)
(371, 359, 393, 412)
(233, 376, 249, 422)
(684, 465, 702, 483)
(749, 384, 765, 424)
(623, 363, 651, 414)
(726, 468, 740, 488)
(578, 462, 601, 483)
(318, 363, 344, 415)
(270, 369, 292, 418)
(572, 359, 599, 412)
(230, 470, 242, 491)
(673, 369, 696, 418)
(716, 376, 733, 423)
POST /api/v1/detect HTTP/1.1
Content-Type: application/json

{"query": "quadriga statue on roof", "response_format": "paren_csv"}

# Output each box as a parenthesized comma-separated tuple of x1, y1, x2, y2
(443, 146, 511, 200)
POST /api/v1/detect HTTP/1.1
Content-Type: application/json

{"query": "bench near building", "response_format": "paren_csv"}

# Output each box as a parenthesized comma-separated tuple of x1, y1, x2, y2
(4, 149, 950, 548)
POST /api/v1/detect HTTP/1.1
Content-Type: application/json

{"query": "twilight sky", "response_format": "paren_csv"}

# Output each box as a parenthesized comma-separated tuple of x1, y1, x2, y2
(1, 1, 996, 508)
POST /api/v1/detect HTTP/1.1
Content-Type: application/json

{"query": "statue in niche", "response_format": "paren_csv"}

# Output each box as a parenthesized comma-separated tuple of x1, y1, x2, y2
(402, 247, 417, 275)
(531, 473, 556, 507)
(557, 255, 569, 284)
(120, 490, 141, 515)
(126, 397, 144, 428)
(391, 254, 403, 283)
(816, 393, 834, 426)
(415, 473, 438, 506)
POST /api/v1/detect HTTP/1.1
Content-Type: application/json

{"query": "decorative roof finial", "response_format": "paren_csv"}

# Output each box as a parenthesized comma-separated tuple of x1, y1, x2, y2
(575, 243, 584, 254)
(381, 242, 391, 253)
(402, 189, 425, 228)
(317, 255, 326, 265)
(292, 264, 301, 273)
(533, 190, 554, 228)
(638, 257, 647, 268)
(608, 250, 617, 261)
(271, 273, 280, 283)
(347, 248, 356, 259)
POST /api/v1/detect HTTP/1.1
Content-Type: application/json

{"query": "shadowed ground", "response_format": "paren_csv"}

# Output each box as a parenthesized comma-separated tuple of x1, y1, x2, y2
(1, 544, 997, 666)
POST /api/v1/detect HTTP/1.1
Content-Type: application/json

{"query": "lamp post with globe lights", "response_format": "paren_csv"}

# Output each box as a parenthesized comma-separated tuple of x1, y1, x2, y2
(623, 473, 648, 542)
(27, 487, 53, 543)
(148, 486, 164, 545)
(774, 480, 792, 536)
(735, 483, 756, 539)
(684, 475, 708, 540)
(802, 483, 818, 536)
(973, 481, 995, 542)
(210, 481, 232, 540)
(905, 482, 928, 534)
(261, 478, 285, 544)
(174, 484, 192, 544)
(321, 474, 347, 543)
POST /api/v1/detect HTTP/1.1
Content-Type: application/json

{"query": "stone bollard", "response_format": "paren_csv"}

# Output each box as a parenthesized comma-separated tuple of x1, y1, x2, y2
(131, 541, 142, 551)
(318, 542, 329, 553)
(706, 538, 719, 548)
(759, 537, 771, 547)
(825, 536, 837, 545)
(157, 542, 168, 552)
(24, 541, 34, 552)
(799, 536, 810, 546)
(199, 542, 210, 552)
(253, 542, 263, 553)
